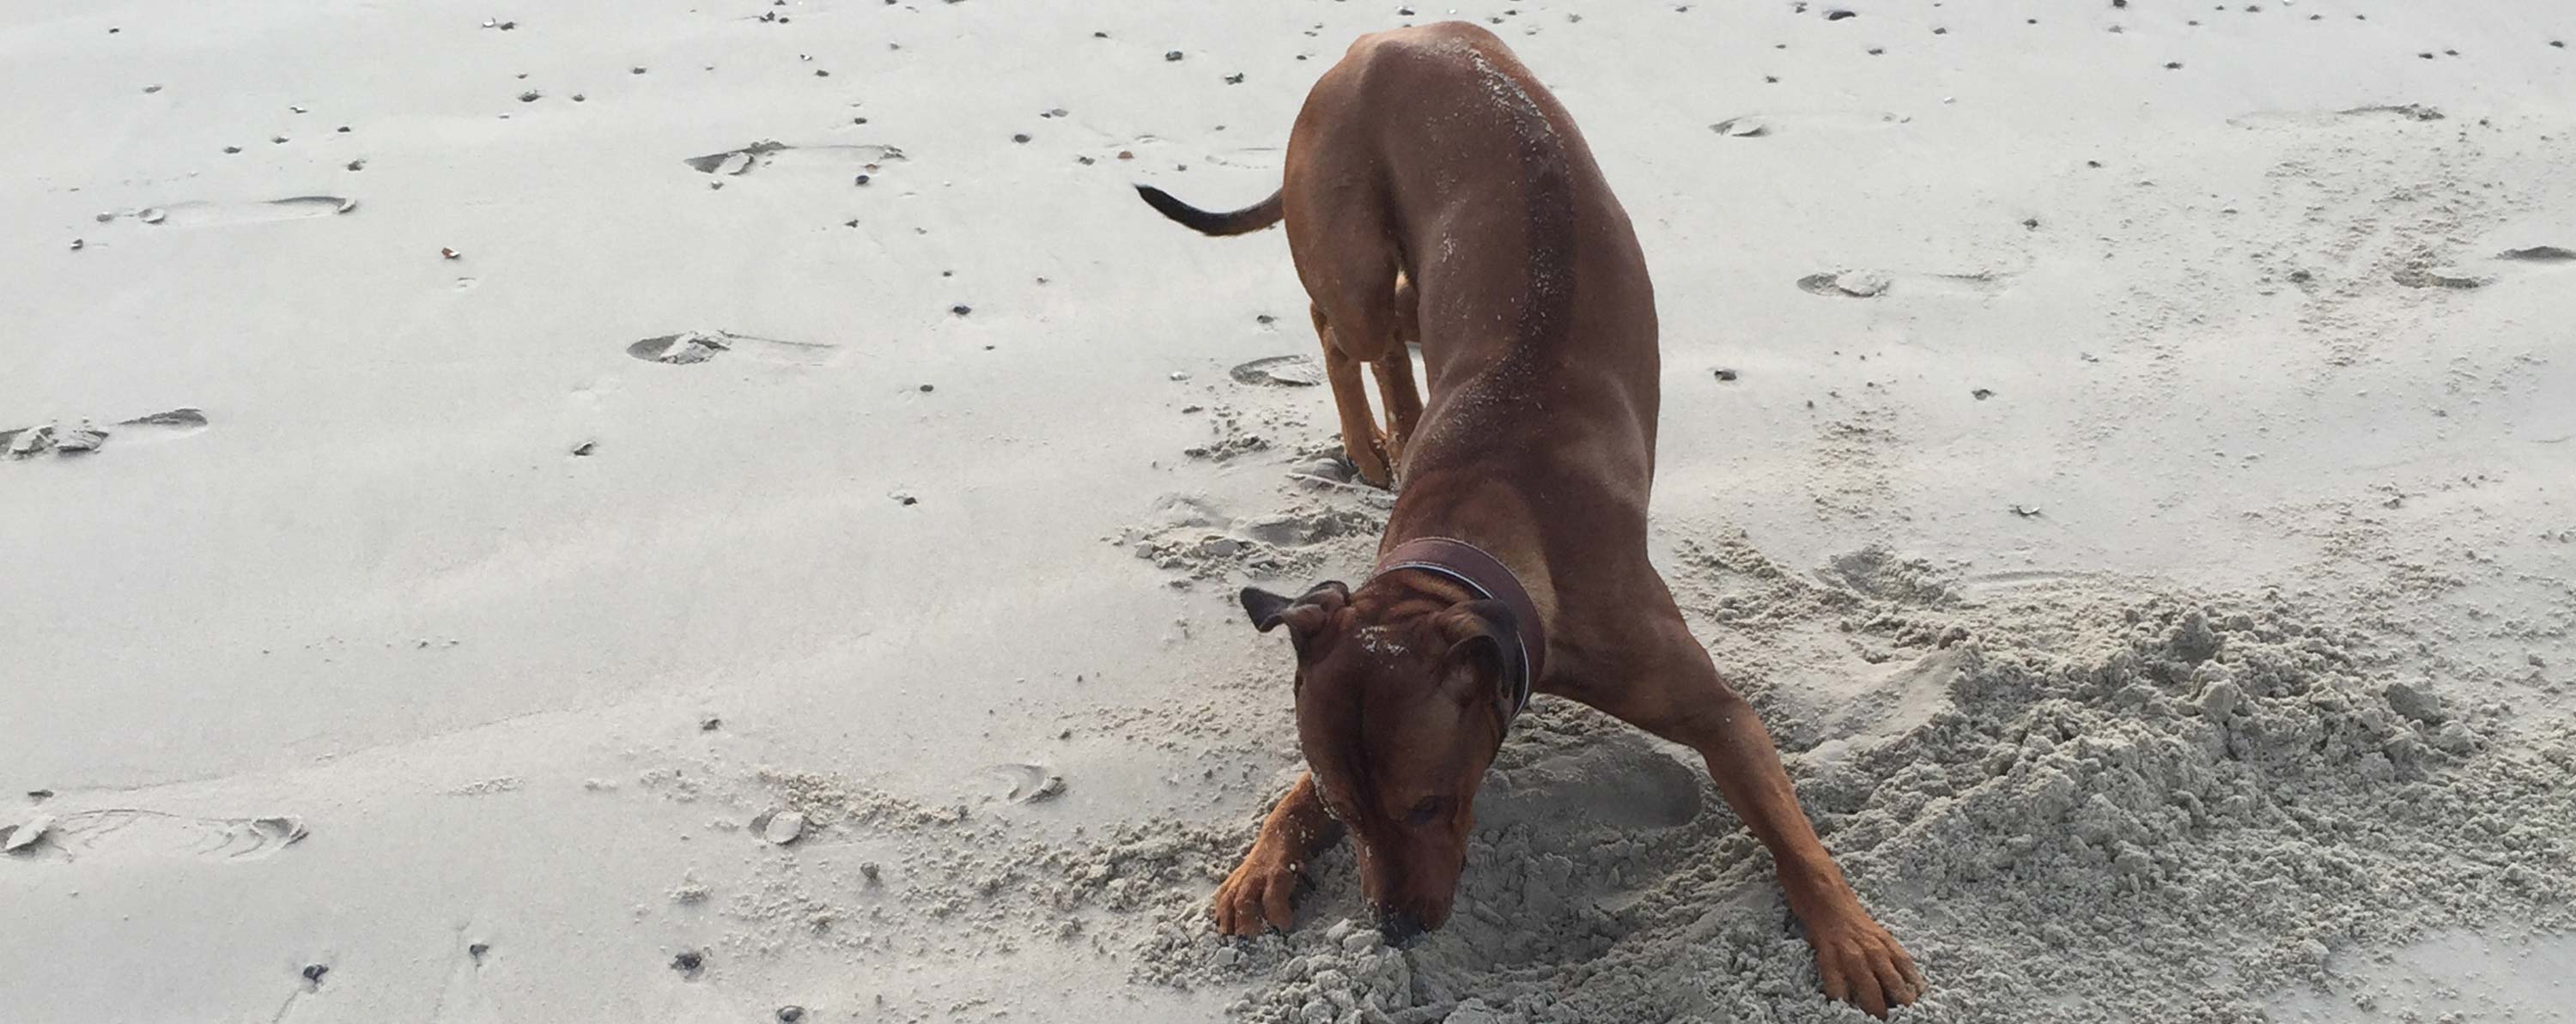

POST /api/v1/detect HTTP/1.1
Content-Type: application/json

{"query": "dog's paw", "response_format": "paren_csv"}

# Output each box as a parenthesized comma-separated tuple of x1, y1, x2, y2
(1808, 914, 1924, 1018)
(1211, 851, 1303, 936)
(1344, 435, 1394, 489)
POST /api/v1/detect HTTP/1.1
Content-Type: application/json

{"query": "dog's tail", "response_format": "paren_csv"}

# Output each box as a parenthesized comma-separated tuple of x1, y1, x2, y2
(1133, 185, 1285, 236)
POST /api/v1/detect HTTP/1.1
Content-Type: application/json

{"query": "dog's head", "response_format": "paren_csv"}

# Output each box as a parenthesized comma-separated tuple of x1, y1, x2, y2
(1242, 578, 1525, 941)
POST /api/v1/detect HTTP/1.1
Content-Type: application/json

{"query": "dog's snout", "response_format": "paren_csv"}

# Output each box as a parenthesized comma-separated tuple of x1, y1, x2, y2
(1376, 908, 1426, 946)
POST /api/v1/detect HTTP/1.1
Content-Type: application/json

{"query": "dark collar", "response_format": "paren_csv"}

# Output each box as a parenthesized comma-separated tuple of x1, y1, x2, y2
(1371, 536, 1546, 720)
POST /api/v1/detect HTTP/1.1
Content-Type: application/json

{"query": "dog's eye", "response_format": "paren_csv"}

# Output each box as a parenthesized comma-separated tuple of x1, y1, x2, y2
(1405, 797, 1443, 827)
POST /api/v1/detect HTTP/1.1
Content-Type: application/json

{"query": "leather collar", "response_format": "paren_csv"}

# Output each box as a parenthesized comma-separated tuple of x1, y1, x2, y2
(1371, 536, 1545, 720)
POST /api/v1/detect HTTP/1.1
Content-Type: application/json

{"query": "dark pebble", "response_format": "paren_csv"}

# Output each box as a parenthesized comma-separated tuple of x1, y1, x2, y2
(671, 950, 704, 977)
(519, 90, 540, 101)
(951, 304, 972, 316)
(224, 145, 242, 154)
(1713, 368, 1740, 381)
(1826, 9, 1856, 19)
(468, 942, 490, 962)
(1012, 133, 1030, 142)
(700, 717, 721, 731)
(854, 173, 871, 185)
(1225, 72, 1246, 83)
(1972, 388, 1995, 400)
(778, 1009, 806, 1024)
(302, 965, 330, 985)
(2166, 61, 2184, 69)
(918, 384, 934, 392)
(1164, 50, 1184, 61)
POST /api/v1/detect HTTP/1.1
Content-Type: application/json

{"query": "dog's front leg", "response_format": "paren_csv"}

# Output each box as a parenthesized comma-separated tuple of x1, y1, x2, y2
(1212, 772, 1346, 936)
(1594, 625, 1926, 1018)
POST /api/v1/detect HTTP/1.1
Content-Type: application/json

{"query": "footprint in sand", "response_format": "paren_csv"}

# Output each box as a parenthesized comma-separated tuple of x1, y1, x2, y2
(2227, 104, 2446, 129)
(2393, 264, 2491, 289)
(626, 330, 835, 367)
(1797, 269, 2011, 299)
(683, 141, 905, 179)
(3, 408, 208, 460)
(1709, 111, 1908, 138)
(1229, 354, 1325, 387)
(112, 196, 356, 227)
(1, 809, 305, 863)
(2495, 245, 2575, 264)
(2403, 244, 2576, 290)
(978, 764, 1066, 804)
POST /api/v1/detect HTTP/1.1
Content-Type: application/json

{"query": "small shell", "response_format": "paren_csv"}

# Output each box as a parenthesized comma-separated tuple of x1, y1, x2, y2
(755, 810, 805, 845)
(1, 814, 55, 853)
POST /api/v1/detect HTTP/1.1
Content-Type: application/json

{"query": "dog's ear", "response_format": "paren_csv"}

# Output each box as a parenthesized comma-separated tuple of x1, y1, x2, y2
(1241, 581, 1349, 658)
(1434, 599, 1524, 715)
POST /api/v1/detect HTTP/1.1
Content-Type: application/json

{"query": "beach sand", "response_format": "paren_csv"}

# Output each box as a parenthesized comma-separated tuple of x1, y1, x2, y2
(3, 1, 2572, 1021)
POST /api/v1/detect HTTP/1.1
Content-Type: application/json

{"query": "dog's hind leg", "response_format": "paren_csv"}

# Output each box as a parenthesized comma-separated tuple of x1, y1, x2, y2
(1370, 272, 1425, 472)
(1311, 304, 1394, 488)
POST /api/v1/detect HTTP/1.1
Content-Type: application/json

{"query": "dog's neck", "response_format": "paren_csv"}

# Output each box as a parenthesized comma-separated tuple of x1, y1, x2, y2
(1371, 536, 1544, 715)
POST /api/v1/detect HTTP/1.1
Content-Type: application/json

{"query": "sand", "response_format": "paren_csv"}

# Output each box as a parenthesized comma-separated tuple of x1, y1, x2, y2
(3, 1, 2573, 1022)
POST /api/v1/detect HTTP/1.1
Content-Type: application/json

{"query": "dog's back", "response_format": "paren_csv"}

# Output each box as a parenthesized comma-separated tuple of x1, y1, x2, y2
(1300, 23, 1662, 506)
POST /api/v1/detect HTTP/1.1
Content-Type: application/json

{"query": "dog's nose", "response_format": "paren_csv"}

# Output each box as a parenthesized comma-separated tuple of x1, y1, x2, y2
(1376, 908, 1425, 946)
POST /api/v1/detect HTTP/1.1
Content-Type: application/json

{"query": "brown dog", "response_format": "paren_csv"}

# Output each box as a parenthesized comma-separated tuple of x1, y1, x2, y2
(1138, 22, 1924, 1018)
